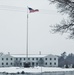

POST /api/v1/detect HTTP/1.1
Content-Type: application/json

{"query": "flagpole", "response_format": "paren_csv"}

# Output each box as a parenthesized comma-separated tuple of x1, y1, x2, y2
(25, 7, 39, 67)
(26, 6, 28, 64)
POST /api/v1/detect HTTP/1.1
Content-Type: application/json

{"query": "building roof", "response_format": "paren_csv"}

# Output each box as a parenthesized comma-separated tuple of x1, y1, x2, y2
(0, 52, 58, 58)
(11, 54, 47, 58)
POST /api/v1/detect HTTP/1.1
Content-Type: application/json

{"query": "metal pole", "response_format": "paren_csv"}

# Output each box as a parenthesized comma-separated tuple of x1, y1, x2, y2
(41, 67, 42, 75)
(26, 6, 28, 63)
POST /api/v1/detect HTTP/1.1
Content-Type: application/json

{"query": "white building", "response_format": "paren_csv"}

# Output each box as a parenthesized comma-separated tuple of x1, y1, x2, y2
(0, 53, 58, 67)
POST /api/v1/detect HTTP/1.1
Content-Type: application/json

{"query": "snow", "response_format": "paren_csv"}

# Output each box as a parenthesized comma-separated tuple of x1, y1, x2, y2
(11, 54, 47, 57)
(10, 54, 57, 58)
(0, 67, 74, 73)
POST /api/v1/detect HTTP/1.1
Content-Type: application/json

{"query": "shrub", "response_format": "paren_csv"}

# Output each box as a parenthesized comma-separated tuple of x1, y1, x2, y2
(17, 72, 20, 74)
(65, 64, 69, 68)
(21, 71, 25, 74)
(72, 64, 74, 68)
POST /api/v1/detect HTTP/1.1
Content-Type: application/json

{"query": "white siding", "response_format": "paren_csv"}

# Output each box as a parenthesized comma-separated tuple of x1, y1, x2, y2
(44, 55, 58, 67)
(0, 54, 14, 67)
(0, 54, 58, 67)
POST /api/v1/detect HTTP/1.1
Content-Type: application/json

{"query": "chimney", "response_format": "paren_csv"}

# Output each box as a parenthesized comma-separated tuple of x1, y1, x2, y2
(0, 52, 3, 56)
(8, 52, 10, 55)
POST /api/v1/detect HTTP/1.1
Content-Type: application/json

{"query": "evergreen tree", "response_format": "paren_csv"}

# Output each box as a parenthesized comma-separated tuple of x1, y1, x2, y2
(72, 64, 74, 68)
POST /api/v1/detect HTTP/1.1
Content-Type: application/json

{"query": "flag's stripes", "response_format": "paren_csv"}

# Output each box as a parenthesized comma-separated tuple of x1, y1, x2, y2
(28, 7, 39, 13)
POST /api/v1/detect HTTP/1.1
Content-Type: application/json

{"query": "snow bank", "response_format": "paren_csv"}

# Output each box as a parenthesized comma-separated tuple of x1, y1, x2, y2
(0, 67, 74, 73)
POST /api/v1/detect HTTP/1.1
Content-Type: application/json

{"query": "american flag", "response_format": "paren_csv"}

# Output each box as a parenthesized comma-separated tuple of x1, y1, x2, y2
(28, 7, 39, 13)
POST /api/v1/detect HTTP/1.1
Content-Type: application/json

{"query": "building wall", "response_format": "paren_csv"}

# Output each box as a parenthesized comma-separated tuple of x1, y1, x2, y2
(14, 57, 42, 67)
(44, 55, 58, 67)
(0, 54, 14, 67)
(0, 53, 58, 67)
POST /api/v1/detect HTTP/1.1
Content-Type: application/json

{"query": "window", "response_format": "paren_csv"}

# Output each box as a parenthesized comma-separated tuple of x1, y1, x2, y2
(20, 58, 22, 60)
(11, 63, 12, 65)
(2, 58, 4, 60)
(20, 63, 22, 65)
(6, 58, 8, 60)
(36, 63, 38, 65)
(54, 58, 56, 60)
(24, 58, 25, 60)
(32, 62, 34, 65)
(36, 58, 38, 60)
(50, 58, 52, 60)
(23, 62, 25, 65)
(28, 62, 30, 65)
(50, 62, 52, 65)
(32, 58, 34, 60)
(11, 58, 12, 60)
(54, 62, 56, 65)
(2, 63, 4, 65)
(28, 58, 29, 60)
(6, 63, 8, 65)
(45, 58, 47, 60)
(16, 58, 18, 60)
(45, 62, 47, 65)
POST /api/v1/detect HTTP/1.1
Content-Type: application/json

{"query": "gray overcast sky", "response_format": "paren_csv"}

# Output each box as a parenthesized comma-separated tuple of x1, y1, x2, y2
(0, 0, 74, 55)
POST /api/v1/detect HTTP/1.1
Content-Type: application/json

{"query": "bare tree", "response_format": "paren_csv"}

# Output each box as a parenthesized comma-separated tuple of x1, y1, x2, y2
(50, 0, 74, 39)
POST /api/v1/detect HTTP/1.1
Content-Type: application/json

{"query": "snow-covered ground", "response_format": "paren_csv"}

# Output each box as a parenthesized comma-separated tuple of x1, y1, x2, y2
(0, 67, 74, 73)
